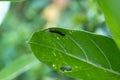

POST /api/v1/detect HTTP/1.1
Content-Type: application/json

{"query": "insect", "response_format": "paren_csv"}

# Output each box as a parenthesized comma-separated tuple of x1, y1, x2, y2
(60, 65, 72, 72)
(49, 29, 65, 36)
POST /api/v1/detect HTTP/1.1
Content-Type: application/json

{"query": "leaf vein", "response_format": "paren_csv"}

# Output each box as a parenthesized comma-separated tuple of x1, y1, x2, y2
(67, 35, 89, 61)
(30, 42, 120, 75)
(86, 35, 112, 69)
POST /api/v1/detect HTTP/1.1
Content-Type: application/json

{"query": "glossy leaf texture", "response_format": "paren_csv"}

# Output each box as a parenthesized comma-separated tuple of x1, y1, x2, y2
(0, 54, 39, 80)
(29, 28, 120, 80)
(98, 0, 120, 49)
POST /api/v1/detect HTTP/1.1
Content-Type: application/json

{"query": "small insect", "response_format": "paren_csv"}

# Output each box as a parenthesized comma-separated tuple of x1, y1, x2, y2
(49, 29, 65, 36)
(60, 65, 72, 72)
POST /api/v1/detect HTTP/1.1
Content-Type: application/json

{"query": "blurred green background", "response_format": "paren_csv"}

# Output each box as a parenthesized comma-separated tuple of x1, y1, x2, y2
(0, 0, 110, 80)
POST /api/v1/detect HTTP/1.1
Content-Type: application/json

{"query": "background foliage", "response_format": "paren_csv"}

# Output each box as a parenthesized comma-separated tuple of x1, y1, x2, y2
(0, 0, 111, 80)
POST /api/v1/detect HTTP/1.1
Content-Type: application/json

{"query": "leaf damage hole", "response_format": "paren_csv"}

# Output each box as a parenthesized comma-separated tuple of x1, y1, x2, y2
(60, 65, 72, 72)
(49, 29, 65, 36)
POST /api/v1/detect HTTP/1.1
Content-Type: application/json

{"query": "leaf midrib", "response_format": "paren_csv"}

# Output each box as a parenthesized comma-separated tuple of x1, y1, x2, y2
(30, 42, 120, 76)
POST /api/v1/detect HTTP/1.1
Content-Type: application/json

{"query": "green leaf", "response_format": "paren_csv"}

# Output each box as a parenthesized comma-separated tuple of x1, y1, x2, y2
(98, 0, 120, 49)
(0, 54, 40, 80)
(29, 28, 120, 80)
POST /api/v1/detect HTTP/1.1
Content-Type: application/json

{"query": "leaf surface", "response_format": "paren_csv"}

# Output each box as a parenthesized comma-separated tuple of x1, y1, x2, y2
(29, 28, 120, 80)
(98, 0, 120, 49)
